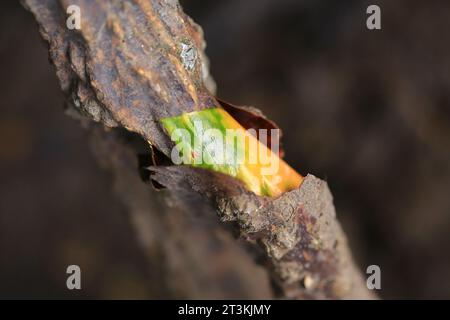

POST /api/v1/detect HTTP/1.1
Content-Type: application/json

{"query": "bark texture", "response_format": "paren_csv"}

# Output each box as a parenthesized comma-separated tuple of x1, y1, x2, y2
(22, 0, 374, 299)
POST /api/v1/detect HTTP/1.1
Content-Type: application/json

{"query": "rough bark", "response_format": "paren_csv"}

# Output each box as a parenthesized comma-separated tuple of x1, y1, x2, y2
(22, 0, 374, 299)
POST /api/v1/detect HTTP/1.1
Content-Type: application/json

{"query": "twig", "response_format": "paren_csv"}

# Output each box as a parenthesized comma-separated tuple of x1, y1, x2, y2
(22, 0, 374, 299)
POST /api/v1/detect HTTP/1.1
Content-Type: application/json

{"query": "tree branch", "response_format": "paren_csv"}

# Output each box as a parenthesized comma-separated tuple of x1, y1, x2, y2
(22, 0, 374, 299)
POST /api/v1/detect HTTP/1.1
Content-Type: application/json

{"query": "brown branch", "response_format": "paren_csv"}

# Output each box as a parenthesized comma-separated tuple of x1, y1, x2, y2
(22, 0, 374, 299)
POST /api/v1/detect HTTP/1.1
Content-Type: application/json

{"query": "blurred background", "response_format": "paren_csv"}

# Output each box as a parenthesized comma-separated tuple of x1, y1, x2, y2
(1, 0, 450, 299)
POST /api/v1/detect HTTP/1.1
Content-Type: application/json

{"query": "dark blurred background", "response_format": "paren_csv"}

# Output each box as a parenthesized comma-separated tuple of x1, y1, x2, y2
(1, 0, 450, 299)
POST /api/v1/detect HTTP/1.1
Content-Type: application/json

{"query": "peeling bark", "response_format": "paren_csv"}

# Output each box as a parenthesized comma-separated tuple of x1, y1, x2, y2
(22, 0, 374, 299)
